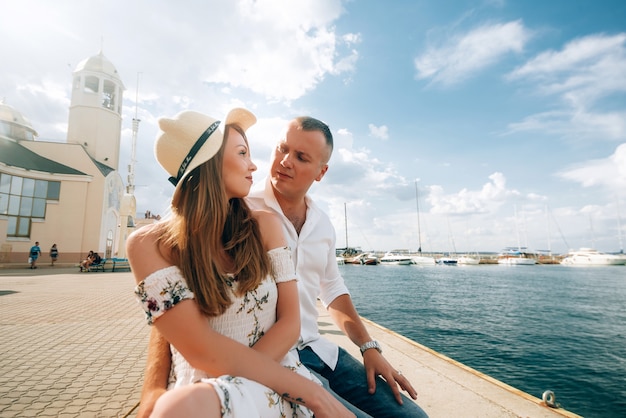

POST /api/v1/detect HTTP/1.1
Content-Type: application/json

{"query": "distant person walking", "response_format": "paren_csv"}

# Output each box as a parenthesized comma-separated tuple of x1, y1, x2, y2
(50, 244, 59, 266)
(29, 241, 41, 269)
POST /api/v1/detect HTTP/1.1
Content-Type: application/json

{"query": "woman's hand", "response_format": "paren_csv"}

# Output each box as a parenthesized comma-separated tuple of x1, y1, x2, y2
(308, 386, 356, 418)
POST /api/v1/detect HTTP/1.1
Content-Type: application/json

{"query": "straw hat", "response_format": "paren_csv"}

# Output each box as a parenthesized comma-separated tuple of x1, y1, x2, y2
(155, 108, 256, 201)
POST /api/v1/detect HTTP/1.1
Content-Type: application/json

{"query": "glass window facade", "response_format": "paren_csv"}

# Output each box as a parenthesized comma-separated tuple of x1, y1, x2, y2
(0, 172, 60, 237)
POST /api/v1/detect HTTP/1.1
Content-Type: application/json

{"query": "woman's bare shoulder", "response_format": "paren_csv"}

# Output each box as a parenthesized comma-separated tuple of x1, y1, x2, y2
(127, 223, 161, 250)
(126, 223, 173, 280)
(251, 209, 286, 250)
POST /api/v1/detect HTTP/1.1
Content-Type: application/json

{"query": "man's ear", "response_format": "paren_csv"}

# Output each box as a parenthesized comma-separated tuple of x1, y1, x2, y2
(315, 164, 329, 182)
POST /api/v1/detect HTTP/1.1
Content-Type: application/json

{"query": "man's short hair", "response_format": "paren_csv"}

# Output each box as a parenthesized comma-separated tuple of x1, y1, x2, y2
(296, 116, 334, 155)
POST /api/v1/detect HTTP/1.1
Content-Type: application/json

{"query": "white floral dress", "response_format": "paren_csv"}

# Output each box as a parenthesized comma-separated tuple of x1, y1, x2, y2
(134, 247, 318, 418)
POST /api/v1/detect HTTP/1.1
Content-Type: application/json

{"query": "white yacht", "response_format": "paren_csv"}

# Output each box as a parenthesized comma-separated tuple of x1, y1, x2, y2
(457, 254, 481, 265)
(560, 248, 626, 266)
(379, 251, 413, 265)
(410, 254, 436, 265)
(497, 248, 538, 265)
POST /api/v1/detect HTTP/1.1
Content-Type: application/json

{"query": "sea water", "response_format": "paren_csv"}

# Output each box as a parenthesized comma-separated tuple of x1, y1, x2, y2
(339, 263, 626, 418)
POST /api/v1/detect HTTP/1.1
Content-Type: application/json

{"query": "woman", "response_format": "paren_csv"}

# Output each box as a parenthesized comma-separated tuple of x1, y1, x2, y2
(127, 109, 352, 418)
(79, 250, 94, 272)
(50, 244, 59, 266)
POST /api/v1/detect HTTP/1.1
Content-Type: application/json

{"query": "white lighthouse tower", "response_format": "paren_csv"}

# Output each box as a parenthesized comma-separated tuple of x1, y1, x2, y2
(67, 49, 125, 170)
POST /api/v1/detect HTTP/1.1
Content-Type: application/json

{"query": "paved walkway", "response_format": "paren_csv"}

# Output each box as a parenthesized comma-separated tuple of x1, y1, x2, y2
(0, 268, 148, 417)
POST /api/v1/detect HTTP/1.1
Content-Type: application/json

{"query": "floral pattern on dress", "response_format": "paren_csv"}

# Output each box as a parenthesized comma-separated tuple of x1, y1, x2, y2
(237, 286, 271, 346)
(134, 274, 193, 325)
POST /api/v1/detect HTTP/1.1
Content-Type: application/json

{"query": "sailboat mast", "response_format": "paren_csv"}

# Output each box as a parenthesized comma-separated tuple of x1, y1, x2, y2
(514, 204, 522, 251)
(617, 197, 624, 254)
(344, 202, 349, 249)
(415, 181, 422, 253)
(545, 204, 552, 256)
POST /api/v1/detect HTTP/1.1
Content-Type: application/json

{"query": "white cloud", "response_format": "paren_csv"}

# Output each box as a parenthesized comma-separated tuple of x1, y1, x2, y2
(558, 142, 626, 189)
(506, 33, 626, 140)
(506, 108, 626, 140)
(510, 33, 626, 106)
(368, 124, 389, 140)
(426, 172, 516, 214)
(414, 20, 529, 86)
(0, 0, 359, 124)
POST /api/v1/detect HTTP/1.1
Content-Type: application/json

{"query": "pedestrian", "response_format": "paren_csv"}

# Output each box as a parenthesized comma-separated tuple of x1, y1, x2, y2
(50, 244, 59, 266)
(28, 241, 41, 269)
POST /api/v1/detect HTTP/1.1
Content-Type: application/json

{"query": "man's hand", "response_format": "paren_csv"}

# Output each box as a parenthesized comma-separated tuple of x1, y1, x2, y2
(136, 388, 167, 418)
(362, 349, 418, 404)
(137, 328, 172, 417)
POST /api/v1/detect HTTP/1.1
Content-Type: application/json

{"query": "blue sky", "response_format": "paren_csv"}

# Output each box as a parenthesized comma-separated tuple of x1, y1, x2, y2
(1, 0, 625, 253)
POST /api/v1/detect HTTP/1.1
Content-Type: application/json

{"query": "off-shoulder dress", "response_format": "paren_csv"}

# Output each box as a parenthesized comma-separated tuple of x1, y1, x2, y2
(134, 247, 318, 417)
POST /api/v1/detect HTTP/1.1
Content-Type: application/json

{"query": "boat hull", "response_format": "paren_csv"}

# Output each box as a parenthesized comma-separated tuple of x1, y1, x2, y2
(457, 256, 480, 265)
(437, 258, 458, 265)
(380, 251, 413, 265)
(497, 257, 537, 265)
(411, 255, 436, 265)
(380, 259, 413, 265)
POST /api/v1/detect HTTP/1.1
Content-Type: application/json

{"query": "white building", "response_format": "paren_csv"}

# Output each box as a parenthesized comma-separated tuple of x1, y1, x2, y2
(0, 51, 136, 265)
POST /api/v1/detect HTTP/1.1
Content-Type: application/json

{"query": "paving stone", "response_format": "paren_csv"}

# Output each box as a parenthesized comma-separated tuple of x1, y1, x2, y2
(0, 271, 149, 417)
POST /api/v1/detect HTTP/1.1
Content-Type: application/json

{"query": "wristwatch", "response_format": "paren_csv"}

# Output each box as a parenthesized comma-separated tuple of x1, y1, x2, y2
(359, 340, 382, 355)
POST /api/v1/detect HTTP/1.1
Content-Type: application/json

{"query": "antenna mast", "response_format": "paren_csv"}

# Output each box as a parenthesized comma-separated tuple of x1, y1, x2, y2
(127, 73, 141, 195)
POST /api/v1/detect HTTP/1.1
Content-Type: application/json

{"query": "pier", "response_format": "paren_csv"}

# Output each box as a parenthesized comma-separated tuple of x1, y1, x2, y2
(0, 267, 580, 417)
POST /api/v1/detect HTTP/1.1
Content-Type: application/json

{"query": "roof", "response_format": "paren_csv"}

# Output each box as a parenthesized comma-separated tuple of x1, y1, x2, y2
(74, 51, 125, 87)
(0, 102, 38, 139)
(0, 137, 86, 175)
(91, 156, 115, 177)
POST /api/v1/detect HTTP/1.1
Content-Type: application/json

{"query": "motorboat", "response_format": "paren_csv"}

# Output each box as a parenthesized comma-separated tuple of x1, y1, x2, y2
(497, 247, 538, 265)
(353, 253, 380, 265)
(560, 248, 626, 266)
(337, 247, 363, 265)
(436, 256, 458, 265)
(457, 254, 481, 265)
(379, 252, 413, 265)
(410, 254, 436, 265)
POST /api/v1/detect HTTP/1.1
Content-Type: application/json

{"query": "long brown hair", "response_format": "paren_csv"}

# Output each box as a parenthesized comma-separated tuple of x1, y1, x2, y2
(158, 124, 270, 316)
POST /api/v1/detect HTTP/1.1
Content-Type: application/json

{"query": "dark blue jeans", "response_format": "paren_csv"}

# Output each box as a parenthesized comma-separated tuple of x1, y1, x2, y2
(298, 346, 429, 418)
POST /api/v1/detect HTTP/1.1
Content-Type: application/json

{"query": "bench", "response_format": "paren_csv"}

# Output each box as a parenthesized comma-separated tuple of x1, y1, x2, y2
(88, 258, 107, 272)
(111, 258, 131, 272)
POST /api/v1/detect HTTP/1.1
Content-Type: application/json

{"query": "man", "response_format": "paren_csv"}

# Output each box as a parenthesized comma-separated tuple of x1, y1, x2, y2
(137, 117, 428, 418)
(29, 241, 41, 269)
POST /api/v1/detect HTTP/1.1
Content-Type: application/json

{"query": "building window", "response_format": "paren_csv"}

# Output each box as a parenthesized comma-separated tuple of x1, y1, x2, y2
(106, 230, 113, 258)
(84, 75, 99, 93)
(0, 172, 60, 238)
(102, 80, 116, 111)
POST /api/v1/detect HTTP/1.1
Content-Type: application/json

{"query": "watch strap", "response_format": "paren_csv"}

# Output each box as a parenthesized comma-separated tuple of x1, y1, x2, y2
(359, 340, 382, 355)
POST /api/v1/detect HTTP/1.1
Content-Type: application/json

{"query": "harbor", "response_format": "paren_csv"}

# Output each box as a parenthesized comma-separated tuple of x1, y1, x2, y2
(339, 263, 626, 418)
(0, 266, 590, 417)
(336, 247, 626, 266)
